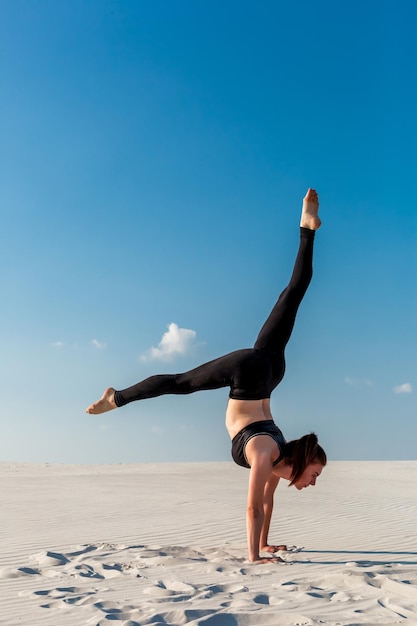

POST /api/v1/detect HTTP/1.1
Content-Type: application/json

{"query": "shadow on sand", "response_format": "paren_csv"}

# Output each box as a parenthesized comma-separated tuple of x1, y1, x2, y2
(298, 549, 417, 566)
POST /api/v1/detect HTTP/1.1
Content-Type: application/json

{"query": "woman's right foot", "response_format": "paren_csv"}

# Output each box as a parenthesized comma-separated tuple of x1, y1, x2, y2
(300, 188, 321, 230)
(86, 387, 116, 414)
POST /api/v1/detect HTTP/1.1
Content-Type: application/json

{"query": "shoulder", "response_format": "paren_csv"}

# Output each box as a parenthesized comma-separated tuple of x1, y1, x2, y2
(245, 435, 277, 469)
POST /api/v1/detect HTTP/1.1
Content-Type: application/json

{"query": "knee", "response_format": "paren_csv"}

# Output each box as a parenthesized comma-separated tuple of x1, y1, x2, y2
(173, 373, 193, 394)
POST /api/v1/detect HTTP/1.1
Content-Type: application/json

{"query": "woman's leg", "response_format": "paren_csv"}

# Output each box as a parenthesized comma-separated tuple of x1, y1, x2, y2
(86, 350, 251, 413)
(114, 354, 234, 407)
(86, 189, 321, 414)
(254, 188, 320, 353)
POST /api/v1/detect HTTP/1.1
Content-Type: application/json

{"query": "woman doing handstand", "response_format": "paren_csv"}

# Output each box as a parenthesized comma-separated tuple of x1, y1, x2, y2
(86, 188, 326, 564)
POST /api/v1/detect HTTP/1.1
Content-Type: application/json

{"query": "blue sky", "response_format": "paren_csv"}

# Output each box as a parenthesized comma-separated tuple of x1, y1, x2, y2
(1, 0, 416, 463)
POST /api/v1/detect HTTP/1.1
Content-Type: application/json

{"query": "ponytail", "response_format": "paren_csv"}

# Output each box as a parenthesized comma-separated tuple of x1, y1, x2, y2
(282, 433, 327, 486)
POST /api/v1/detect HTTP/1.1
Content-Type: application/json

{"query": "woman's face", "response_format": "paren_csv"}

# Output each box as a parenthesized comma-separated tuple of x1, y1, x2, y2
(294, 462, 323, 490)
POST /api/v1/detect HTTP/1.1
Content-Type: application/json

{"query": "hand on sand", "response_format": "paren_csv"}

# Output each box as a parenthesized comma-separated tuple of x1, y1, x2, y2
(260, 544, 287, 553)
(300, 188, 321, 231)
(254, 556, 286, 564)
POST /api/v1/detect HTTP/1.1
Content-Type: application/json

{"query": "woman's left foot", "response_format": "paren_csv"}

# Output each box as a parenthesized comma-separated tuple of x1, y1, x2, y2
(300, 188, 321, 230)
(86, 387, 116, 414)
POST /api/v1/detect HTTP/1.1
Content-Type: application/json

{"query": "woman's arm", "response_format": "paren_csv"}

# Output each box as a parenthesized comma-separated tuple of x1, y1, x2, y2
(246, 458, 283, 563)
(245, 435, 284, 563)
(246, 456, 272, 561)
(260, 474, 287, 552)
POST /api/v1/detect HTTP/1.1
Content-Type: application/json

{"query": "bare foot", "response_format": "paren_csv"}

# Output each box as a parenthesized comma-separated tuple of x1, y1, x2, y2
(260, 544, 287, 553)
(300, 188, 321, 230)
(86, 387, 116, 414)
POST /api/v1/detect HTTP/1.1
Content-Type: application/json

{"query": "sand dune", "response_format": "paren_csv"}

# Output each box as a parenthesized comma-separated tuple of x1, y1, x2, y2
(2, 461, 417, 625)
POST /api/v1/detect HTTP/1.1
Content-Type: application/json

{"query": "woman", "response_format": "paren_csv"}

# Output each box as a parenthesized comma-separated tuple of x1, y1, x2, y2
(86, 188, 327, 564)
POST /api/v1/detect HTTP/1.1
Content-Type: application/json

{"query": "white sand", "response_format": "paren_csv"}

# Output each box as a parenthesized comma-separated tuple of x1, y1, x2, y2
(2, 461, 417, 625)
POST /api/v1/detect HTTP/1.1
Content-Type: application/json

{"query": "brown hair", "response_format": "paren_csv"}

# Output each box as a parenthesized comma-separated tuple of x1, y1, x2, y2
(282, 433, 327, 486)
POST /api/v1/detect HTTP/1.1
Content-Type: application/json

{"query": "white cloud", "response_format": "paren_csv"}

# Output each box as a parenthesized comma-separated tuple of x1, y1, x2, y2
(141, 323, 198, 362)
(51, 341, 64, 348)
(393, 383, 413, 394)
(344, 376, 373, 387)
(91, 339, 107, 350)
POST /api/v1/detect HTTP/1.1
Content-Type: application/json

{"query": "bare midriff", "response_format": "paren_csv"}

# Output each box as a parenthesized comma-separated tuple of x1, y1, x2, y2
(225, 398, 274, 440)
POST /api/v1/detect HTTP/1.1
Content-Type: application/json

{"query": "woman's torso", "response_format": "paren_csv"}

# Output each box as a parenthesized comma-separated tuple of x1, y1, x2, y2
(225, 397, 274, 440)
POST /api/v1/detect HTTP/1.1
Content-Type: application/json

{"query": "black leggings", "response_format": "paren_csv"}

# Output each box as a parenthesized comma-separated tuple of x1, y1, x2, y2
(114, 227, 315, 406)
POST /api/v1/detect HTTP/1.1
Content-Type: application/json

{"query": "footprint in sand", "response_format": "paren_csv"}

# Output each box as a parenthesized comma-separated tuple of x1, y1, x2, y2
(94, 600, 142, 620)
(74, 563, 105, 579)
(92, 614, 141, 626)
(0, 566, 41, 579)
(30, 551, 70, 567)
(143, 579, 197, 600)
(31, 586, 102, 609)
(377, 597, 415, 620)
(381, 577, 417, 601)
